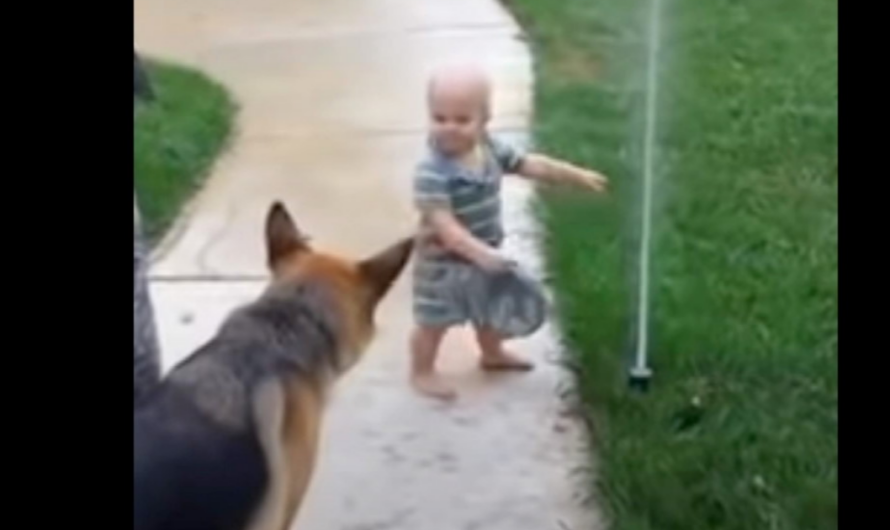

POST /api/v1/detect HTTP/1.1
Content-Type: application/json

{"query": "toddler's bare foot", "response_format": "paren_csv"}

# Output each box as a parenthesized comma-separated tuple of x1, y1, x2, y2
(411, 373, 457, 401)
(480, 350, 534, 372)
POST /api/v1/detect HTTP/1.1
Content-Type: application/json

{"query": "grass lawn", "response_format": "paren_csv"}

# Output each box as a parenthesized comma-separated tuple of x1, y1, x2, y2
(505, 0, 837, 528)
(134, 60, 235, 243)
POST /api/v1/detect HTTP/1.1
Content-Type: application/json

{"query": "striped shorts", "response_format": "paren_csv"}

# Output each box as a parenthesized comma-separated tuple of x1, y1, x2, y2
(412, 257, 481, 327)
(412, 255, 548, 339)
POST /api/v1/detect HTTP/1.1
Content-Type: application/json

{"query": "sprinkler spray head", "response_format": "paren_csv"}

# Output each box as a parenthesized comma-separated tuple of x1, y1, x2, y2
(628, 365, 653, 393)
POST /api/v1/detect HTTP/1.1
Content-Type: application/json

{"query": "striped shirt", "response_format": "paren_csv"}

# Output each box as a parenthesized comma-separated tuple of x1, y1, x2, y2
(414, 135, 525, 260)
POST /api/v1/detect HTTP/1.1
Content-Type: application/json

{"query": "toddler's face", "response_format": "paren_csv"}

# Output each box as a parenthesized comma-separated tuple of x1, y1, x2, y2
(428, 91, 487, 157)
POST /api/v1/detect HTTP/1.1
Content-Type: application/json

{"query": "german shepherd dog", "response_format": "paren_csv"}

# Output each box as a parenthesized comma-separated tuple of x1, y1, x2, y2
(134, 202, 413, 530)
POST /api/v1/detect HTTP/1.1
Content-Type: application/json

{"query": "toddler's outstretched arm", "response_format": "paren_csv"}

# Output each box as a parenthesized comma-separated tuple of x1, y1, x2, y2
(517, 154, 608, 192)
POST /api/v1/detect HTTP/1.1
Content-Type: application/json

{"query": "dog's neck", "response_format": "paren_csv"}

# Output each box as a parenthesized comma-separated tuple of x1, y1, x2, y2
(225, 281, 347, 374)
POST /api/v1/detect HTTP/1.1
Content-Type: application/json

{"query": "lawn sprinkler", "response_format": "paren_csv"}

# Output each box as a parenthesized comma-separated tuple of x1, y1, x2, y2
(627, 0, 664, 394)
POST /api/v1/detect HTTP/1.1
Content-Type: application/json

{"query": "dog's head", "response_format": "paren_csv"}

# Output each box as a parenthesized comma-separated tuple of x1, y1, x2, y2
(264, 202, 414, 371)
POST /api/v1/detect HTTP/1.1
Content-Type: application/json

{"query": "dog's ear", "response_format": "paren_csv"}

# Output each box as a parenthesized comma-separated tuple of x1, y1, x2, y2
(360, 237, 415, 302)
(266, 202, 310, 268)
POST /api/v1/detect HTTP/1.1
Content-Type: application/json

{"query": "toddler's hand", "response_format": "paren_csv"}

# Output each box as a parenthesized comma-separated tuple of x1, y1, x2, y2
(478, 250, 513, 273)
(577, 170, 608, 193)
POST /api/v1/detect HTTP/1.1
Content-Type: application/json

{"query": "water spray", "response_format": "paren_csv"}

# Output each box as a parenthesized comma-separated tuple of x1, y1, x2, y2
(628, 0, 664, 392)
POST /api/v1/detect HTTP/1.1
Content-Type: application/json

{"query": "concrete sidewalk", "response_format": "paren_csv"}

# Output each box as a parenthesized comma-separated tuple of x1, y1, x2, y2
(136, 0, 601, 528)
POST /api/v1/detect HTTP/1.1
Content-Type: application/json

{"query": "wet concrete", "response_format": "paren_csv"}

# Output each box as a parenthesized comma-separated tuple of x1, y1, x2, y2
(137, 0, 602, 528)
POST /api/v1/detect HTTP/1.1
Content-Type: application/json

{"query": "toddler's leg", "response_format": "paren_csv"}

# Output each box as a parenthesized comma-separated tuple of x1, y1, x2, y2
(410, 325, 456, 400)
(474, 326, 534, 371)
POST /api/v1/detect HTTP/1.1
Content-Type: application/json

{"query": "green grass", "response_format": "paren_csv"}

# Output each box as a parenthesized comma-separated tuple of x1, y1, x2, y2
(134, 60, 235, 243)
(505, 0, 837, 528)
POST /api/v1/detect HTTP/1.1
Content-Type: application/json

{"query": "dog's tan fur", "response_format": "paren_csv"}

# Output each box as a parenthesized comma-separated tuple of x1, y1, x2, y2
(246, 378, 325, 530)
